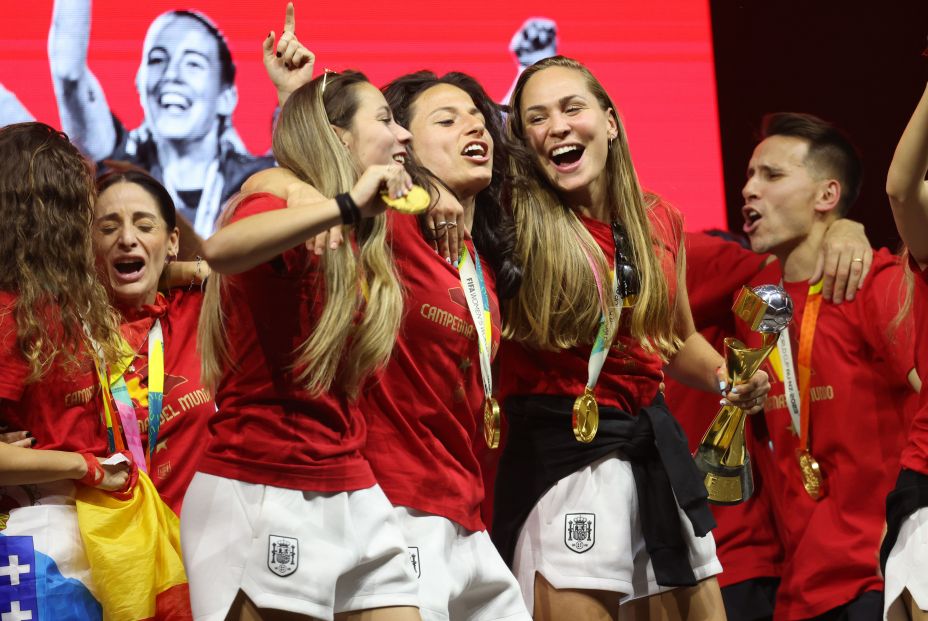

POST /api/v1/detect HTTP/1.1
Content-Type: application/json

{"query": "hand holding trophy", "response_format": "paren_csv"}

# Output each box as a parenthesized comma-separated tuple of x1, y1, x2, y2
(694, 284, 793, 504)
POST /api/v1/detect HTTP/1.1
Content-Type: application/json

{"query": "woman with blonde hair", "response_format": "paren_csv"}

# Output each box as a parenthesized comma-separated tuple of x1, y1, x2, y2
(180, 61, 422, 620)
(490, 56, 769, 620)
(881, 79, 928, 621)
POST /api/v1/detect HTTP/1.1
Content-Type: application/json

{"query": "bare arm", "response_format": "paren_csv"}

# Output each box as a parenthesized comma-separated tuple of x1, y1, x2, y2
(887, 82, 928, 267)
(815, 219, 873, 303)
(48, 0, 116, 160)
(664, 243, 769, 414)
(0, 442, 128, 491)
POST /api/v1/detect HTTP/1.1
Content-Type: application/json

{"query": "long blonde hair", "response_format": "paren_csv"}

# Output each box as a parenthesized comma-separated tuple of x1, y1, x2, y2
(199, 73, 403, 396)
(0, 123, 122, 381)
(503, 56, 679, 358)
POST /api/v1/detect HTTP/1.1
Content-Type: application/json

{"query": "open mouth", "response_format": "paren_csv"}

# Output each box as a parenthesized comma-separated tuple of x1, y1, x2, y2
(549, 144, 584, 169)
(742, 207, 762, 234)
(393, 152, 407, 165)
(113, 259, 145, 278)
(158, 92, 191, 112)
(461, 142, 489, 162)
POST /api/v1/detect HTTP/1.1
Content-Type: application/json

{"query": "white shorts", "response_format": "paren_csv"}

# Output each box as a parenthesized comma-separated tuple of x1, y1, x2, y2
(394, 507, 530, 621)
(884, 506, 928, 621)
(180, 473, 419, 621)
(512, 453, 721, 613)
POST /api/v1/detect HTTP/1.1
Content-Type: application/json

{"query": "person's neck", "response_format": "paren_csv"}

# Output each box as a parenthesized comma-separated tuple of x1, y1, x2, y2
(117, 289, 158, 314)
(569, 185, 609, 223)
(776, 219, 831, 283)
(460, 194, 476, 232)
(157, 126, 220, 190)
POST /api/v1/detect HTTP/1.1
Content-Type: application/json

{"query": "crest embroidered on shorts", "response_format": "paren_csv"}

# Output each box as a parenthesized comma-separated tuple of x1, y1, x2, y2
(564, 513, 595, 553)
(407, 546, 421, 578)
(268, 535, 299, 577)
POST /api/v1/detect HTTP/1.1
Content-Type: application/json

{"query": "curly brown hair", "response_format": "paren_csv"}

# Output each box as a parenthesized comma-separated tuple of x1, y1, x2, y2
(0, 122, 121, 381)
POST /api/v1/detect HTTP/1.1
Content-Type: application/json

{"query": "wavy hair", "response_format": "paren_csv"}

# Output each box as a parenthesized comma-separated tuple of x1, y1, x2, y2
(199, 72, 402, 396)
(503, 56, 679, 357)
(383, 71, 523, 299)
(0, 122, 121, 381)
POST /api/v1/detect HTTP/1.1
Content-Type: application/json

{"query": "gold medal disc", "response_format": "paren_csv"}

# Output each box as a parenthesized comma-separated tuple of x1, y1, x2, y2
(380, 185, 430, 214)
(483, 397, 501, 449)
(572, 388, 599, 443)
(796, 449, 824, 500)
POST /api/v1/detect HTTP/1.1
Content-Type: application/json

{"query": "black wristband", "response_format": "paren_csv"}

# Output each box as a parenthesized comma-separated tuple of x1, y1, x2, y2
(335, 192, 361, 225)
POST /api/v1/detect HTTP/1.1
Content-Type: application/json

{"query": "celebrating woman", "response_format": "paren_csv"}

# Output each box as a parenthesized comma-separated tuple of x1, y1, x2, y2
(0, 122, 131, 617)
(491, 56, 769, 620)
(182, 64, 422, 619)
(881, 79, 928, 621)
(93, 168, 212, 515)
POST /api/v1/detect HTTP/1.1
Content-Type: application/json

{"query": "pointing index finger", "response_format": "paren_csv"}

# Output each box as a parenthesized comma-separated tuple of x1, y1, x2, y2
(284, 2, 296, 34)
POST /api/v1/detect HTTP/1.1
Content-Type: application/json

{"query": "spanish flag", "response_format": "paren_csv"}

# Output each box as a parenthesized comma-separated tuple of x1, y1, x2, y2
(75, 470, 191, 620)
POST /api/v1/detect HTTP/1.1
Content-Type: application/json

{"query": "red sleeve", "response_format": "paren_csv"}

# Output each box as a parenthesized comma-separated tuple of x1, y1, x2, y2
(685, 233, 769, 331)
(858, 249, 916, 381)
(227, 193, 310, 275)
(0, 296, 27, 402)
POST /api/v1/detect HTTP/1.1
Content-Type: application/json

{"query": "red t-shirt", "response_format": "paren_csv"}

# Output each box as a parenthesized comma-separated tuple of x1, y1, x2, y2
(662, 232, 781, 588)
(118, 289, 212, 515)
(0, 292, 107, 456)
(742, 251, 916, 620)
(361, 211, 501, 532)
(498, 201, 682, 413)
(900, 258, 928, 475)
(197, 194, 374, 492)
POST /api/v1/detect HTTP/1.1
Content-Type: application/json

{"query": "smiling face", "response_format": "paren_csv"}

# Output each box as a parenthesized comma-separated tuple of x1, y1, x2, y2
(94, 181, 179, 309)
(138, 13, 234, 143)
(518, 66, 618, 208)
(339, 82, 412, 169)
(741, 135, 828, 257)
(407, 83, 493, 200)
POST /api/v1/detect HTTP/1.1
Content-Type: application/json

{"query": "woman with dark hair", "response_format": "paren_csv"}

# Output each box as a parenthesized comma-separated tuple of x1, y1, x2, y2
(248, 49, 531, 616)
(92, 168, 212, 515)
(491, 56, 769, 620)
(183, 51, 423, 618)
(0, 122, 131, 617)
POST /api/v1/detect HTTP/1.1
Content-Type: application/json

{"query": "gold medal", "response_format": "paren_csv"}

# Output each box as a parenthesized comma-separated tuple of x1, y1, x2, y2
(380, 185, 430, 214)
(572, 387, 599, 443)
(796, 449, 825, 500)
(483, 397, 500, 449)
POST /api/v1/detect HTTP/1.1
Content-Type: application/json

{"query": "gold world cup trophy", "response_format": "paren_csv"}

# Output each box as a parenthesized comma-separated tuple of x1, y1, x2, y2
(693, 284, 793, 505)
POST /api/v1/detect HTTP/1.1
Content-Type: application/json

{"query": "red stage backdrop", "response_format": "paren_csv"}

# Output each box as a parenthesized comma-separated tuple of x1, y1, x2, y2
(1, 0, 726, 230)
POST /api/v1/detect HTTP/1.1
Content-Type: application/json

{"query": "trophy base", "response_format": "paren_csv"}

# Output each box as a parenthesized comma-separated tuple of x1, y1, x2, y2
(693, 449, 755, 505)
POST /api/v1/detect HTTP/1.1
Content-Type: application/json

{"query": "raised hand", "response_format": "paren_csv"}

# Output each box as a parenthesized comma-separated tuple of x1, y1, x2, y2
(263, 2, 315, 107)
(349, 164, 413, 218)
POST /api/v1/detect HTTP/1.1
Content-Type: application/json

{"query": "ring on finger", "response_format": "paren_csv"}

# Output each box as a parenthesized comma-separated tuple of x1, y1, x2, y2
(445, 222, 457, 228)
(851, 257, 864, 263)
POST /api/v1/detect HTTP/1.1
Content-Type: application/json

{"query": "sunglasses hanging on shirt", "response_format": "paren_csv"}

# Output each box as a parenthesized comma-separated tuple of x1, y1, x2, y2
(611, 220, 639, 308)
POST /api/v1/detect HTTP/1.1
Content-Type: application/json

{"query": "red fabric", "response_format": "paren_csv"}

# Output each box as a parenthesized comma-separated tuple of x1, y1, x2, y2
(361, 211, 501, 532)
(197, 194, 374, 492)
(901, 257, 928, 475)
(662, 232, 780, 587)
(498, 201, 683, 413)
(148, 582, 192, 621)
(741, 250, 916, 620)
(0, 291, 108, 455)
(119, 290, 212, 515)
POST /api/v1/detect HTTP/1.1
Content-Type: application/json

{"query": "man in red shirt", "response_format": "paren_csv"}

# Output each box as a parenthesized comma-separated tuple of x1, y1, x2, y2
(739, 113, 918, 620)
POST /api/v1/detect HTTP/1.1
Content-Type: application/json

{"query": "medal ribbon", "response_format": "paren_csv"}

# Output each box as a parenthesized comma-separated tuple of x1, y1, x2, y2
(108, 319, 165, 473)
(578, 242, 621, 392)
(457, 246, 493, 400)
(775, 281, 823, 451)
